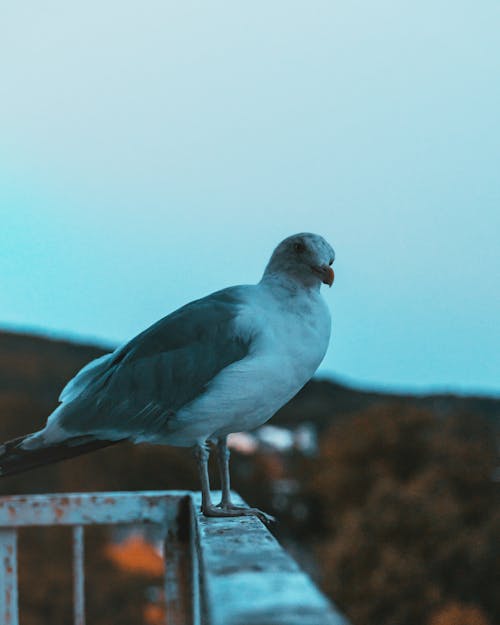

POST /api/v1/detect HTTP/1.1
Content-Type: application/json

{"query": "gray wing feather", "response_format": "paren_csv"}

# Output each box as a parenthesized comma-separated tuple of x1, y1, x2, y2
(57, 287, 253, 438)
(59, 353, 115, 402)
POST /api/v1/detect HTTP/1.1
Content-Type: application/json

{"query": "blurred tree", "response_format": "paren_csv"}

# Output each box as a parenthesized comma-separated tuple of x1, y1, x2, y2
(307, 404, 499, 625)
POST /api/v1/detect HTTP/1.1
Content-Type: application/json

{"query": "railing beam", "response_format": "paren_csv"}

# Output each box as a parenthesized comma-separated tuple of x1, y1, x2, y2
(193, 492, 347, 625)
(0, 491, 182, 526)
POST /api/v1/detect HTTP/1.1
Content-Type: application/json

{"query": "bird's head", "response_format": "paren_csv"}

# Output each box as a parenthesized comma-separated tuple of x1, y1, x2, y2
(263, 233, 335, 290)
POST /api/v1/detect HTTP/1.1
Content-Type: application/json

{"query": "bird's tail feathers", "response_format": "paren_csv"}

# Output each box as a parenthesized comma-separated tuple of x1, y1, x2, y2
(0, 433, 122, 477)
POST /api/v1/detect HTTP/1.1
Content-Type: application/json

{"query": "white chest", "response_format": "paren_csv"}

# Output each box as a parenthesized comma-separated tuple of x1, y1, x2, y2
(170, 286, 332, 444)
(259, 293, 331, 387)
(226, 286, 331, 406)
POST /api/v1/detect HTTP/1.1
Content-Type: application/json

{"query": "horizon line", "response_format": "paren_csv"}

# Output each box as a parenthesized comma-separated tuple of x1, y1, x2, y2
(2, 321, 499, 401)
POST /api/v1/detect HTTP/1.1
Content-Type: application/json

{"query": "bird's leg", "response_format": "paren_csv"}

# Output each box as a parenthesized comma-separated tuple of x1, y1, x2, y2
(193, 442, 215, 512)
(213, 436, 276, 526)
(192, 441, 274, 525)
(216, 436, 233, 508)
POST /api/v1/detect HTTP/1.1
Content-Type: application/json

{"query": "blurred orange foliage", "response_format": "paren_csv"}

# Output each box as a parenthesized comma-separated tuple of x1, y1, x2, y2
(428, 602, 491, 625)
(143, 603, 166, 625)
(104, 534, 164, 576)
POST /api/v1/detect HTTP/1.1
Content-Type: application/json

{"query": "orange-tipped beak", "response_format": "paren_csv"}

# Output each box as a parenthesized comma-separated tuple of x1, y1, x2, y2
(312, 265, 335, 287)
(326, 266, 334, 287)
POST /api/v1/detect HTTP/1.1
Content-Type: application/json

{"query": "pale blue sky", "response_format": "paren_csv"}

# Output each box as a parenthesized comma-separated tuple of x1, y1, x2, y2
(1, 1, 499, 395)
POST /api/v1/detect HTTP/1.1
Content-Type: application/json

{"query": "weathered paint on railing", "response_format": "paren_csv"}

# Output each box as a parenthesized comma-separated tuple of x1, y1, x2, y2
(0, 491, 348, 625)
(0, 491, 188, 625)
(0, 528, 17, 625)
(193, 493, 347, 625)
(73, 525, 85, 625)
(0, 491, 183, 526)
(164, 495, 197, 625)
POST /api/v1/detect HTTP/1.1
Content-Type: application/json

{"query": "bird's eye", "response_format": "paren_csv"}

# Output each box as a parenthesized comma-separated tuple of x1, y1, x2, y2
(293, 241, 306, 254)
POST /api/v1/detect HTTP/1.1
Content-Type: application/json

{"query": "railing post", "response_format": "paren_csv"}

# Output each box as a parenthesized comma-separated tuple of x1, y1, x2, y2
(0, 528, 18, 625)
(73, 525, 85, 625)
(163, 495, 195, 625)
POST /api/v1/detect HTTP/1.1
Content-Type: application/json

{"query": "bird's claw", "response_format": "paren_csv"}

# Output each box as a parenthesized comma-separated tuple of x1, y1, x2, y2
(203, 503, 276, 526)
(244, 507, 276, 527)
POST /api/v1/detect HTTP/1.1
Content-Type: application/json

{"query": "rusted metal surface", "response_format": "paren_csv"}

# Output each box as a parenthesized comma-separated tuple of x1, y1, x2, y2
(0, 528, 18, 625)
(193, 492, 347, 625)
(0, 491, 187, 625)
(0, 490, 348, 625)
(73, 525, 85, 625)
(164, 495, 199, 625)
(0, 491, 183, 526)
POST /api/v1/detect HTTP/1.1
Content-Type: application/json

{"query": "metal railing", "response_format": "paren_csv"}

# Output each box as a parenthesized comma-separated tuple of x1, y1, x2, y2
(0, 491, 347, 625)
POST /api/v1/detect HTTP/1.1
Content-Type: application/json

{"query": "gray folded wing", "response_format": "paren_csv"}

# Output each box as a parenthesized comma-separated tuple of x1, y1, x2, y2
(55, 287, 253, 439)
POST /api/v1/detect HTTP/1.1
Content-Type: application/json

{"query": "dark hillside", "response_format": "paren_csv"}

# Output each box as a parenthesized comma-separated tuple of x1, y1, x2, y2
(274, 376, 500, 432)
(2, 329, 498, 443)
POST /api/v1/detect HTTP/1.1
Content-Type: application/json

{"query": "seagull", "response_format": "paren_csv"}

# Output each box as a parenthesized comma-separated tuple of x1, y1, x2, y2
(0, 233, 335, 523)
